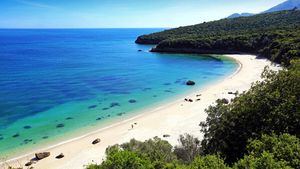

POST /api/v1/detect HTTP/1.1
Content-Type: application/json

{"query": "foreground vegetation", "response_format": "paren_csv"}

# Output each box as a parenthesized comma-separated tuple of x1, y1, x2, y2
(87, 133, 300, 169)
(136, 10, 300, 66)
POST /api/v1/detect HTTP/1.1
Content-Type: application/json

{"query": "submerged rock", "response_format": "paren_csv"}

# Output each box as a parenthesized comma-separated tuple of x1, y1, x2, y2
(110, 102, 120, 107)
(117, 112, 125, 116)
(35, 152, 50, 160)
(56, 124, 65, 128)
(128, 99, 137, 103)
(12, 133, 20, 138)
(24, 139, 33, 143)
(56, 153, 64, 159)
(88, 105, 97, 109)
(92, 138, 101, 145)
(186, 80, 196, 86)
(23, 125, 32, 129)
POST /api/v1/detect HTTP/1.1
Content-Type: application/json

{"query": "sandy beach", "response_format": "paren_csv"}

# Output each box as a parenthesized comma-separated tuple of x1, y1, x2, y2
(1, 54, 280, 169)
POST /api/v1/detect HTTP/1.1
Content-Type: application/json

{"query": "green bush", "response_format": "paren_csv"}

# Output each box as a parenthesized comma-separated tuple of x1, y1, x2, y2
(200, 60, 300, 163)
(174, 134, 201, 163)
(245, 134, 300, 168)
(190, 155, 229, 169)
(233, 152, 292, 169)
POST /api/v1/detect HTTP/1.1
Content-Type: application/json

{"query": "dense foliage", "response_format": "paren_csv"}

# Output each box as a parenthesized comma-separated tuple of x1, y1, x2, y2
(87, 134, 300, 169)
(136, 10, 300, 65)
(200, 60, 300, 163)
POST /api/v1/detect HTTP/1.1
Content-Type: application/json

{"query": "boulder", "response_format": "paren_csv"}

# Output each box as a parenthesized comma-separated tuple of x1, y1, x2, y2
(220, 98, 229, 104)
(186, 80, 196, 86)
(35, 152, 50, 160)
(92, 138, 101, 145)
(25, 161, 33, 166)
(129, 99, 137, 103)
(163, 134, 170, 138)
(55, 153, 64, 159)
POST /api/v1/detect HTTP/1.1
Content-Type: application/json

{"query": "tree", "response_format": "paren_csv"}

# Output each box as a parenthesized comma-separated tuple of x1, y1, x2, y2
(200, 60, 300, 163)
(87, 150, 153, 169)
(190, 155, 229, 169)
(174, 134, 201, 163)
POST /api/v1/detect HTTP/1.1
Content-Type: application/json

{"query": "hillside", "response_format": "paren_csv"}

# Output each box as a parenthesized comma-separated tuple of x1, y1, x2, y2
(227, 13, 254, 19)
(136, 10, 300, 65)
(227, 0, 300, 18)
(264, 0, 300, 13)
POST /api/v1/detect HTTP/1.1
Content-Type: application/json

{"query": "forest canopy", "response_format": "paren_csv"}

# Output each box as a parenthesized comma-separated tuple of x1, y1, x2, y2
(136, 10, 300, 66)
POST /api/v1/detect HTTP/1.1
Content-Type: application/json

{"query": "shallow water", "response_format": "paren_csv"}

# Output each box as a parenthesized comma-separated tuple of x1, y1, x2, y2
(0, 29, 238, 157)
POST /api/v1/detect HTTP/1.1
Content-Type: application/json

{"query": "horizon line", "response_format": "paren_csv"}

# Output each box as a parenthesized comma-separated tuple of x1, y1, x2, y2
(0, 27, 170, 30)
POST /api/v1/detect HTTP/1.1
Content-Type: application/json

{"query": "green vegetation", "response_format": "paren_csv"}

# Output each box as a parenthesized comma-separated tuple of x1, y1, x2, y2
(87, 134, 300, 169)
(136, 10, 300, 66)
(200, 60, 300, 163)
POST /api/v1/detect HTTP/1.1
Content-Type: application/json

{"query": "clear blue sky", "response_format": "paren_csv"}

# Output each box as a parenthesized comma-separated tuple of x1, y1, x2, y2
(0, 0, 285, 28)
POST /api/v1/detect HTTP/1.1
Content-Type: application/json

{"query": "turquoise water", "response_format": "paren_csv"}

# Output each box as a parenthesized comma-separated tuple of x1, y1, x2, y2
(0, 29, 238, 158)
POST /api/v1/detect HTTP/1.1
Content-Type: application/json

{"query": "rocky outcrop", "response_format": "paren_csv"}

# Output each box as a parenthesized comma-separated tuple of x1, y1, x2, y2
(135, 36, 162, 44)
(35, 152, 50, 160)
(56, 153, 64, 159)
(186, 80, 196, 86)
(25, 161, 33, 166)
(92, 138, 101, 145)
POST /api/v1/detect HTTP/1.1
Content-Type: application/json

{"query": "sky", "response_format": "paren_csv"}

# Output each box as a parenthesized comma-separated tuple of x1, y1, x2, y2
(0, 0, 286, 28)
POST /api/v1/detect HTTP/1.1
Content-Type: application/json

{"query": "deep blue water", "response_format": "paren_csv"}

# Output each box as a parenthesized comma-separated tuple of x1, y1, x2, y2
(0, 29, 237, 157)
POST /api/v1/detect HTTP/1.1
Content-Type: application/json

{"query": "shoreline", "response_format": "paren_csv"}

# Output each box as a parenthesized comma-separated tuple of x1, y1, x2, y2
(0, 55, 238, 161)
(1, 54, 279, 169)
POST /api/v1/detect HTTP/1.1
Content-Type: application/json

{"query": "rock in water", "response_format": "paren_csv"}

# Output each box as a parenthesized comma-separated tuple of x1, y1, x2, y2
(128, 99, 137, 103)
(35, 152, 50, 160)
(56, 123, 64, 128)
(186, 80, 196, 86)
(56, 153, 64, 159)
(92, 138, 101, 145)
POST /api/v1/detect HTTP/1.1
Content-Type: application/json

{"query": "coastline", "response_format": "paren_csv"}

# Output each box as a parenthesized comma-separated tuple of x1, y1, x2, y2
(1, 54, 280, 169)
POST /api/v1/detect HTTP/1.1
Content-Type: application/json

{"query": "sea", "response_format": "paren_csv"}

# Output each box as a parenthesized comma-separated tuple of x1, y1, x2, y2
(0, 28, 238, 158)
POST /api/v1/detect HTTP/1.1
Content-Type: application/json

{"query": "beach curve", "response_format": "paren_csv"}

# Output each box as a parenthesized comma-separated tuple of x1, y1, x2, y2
(1, 54, 280, 169)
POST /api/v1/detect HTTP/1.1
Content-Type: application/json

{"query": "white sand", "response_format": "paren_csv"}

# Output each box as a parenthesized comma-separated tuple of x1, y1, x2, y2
(1, 55, 280, 169)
